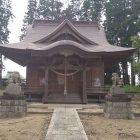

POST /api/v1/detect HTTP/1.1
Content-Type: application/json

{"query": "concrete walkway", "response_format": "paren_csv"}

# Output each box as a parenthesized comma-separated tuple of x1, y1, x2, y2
(45, 108, 88, 140)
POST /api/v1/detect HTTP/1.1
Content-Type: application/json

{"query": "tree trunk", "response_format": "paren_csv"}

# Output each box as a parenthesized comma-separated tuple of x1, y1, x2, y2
(121, 61, 130, 85)
(131, 61, 135, 86)
(124, 61, 130, 85)
(121, 62, 125, 83)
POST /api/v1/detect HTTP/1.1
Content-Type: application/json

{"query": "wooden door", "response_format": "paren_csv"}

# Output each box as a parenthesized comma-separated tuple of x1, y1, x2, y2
(49, 70, 82, 94)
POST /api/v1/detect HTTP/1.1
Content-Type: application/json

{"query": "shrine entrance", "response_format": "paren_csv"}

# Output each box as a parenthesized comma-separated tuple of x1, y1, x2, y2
(48, 69, 82, 103)
(42, 53, 87, 103)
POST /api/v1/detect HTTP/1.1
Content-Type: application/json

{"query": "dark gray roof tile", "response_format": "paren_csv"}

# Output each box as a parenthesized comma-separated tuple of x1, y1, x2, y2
(0, 19, 135, 53)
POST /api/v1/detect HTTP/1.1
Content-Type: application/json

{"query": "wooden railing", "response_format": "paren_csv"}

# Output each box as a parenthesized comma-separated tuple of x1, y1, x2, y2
(86, 86, 110, 102)
(86, 86, 110, 94)
(22, 87, 44, 101)
(22, 87, 44, 94)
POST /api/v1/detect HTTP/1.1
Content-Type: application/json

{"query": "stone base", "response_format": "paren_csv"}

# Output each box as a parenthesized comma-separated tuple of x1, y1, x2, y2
(104, 86, 135, 119)
(104, 101, 135, 119)
(6, 83, 21, 95)
(105, 93, 131, 102)
(0, 95, 27, 118)
(110, 86, 125, 94)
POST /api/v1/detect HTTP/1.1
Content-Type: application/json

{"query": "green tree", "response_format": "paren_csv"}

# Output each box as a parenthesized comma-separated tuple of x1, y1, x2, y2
(62, 0, 83, 20)
(20, 0, 38, 41)
(80, 0, 90, 21)
(49, 0, 63, 20)
(37, 0, 50, 19)
(104, 0, 140, 85)
(0, 0, 13, 89)
(80, 0, 104, 21)
(0, 0, 13, 44)
(20, 0, 63, 40)
(131, 35, 140, 83)
(38, 0, 63, 20)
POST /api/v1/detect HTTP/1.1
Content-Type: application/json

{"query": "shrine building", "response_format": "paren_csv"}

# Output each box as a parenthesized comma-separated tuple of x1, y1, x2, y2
(0, 18, 136, 103)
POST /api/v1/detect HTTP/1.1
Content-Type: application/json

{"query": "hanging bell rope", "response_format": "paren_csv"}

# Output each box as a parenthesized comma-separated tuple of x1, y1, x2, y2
(51, 69, 80, 76)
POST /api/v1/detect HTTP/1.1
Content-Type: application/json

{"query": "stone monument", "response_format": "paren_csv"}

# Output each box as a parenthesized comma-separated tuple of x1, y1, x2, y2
(6, 71, 21, 95)
(0, 71, 27, 118)
(104, 73, 135, 119)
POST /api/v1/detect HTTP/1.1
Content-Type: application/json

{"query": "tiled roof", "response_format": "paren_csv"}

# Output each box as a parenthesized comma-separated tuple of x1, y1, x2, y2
(0, 18, 135, 53)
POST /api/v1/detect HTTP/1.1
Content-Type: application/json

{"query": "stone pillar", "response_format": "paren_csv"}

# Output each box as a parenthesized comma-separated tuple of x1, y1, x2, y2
(104, 86, 135, 119)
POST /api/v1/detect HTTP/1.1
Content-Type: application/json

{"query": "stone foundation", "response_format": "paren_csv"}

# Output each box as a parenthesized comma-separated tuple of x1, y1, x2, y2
(104, 101, 135, 119)
(104, 94, 135, 119)
(0, 94, 27, 118)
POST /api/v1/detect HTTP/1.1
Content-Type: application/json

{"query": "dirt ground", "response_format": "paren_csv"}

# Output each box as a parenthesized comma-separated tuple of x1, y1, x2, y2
(0, 92, 140, 140)
(0, 113, 52, 140)
(79, 113, 140, 140)
(79, 101, 140, 140)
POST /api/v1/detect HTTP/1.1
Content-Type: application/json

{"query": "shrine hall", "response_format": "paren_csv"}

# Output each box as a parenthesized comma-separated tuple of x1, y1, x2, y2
(0, 18, 136, 103)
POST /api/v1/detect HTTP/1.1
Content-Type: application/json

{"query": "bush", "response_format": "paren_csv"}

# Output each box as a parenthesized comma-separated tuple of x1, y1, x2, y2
(124, 85, 140, 94)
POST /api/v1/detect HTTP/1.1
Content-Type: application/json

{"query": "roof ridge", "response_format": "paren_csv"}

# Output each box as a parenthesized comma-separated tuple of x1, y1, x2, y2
(33, 19, 98, 45)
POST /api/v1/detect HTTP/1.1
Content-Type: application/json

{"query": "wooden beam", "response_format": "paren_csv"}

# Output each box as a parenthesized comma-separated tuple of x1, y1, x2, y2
(47, 56, 80, 63)
(40, 65, 91, 71)
(83, 68, 88, 104)
(42, 68, 49, 103)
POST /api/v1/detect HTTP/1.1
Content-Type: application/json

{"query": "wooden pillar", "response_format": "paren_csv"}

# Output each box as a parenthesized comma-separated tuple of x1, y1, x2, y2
(102, 62, 105, 86)
(28, 94, 31, 102)
(43, 68, 49, 103)
(83, 68, 88, 104)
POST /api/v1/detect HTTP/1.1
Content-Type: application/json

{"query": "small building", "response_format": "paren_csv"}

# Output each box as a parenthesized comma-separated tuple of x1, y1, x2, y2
(0, 18, 135, 103)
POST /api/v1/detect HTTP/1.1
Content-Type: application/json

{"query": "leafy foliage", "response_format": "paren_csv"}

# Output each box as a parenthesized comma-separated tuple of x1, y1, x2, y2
(131, 35, 140, 82)
(62, 0, 83, 20)
(104, 0, 140, 85)
(104, 0, 140, 47)
(20, 0, 38, 41)
(131, 35, 140, 58)
(80, 0, 103, 21)
(0, 0, 13, 44)
(0, 0, 13, 89)
(37, 0, 50, 19)
(20, 0, 63, 40)
(125, 85, 140, 93)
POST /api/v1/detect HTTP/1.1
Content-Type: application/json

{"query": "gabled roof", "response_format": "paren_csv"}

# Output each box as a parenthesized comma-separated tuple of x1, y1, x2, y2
(0, 18, 136, 67)
(34, 19, 98, 45)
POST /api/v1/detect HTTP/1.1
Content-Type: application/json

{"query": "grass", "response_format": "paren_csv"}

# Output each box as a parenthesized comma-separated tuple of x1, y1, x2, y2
(124, 85, 140, 94)
(105, 85, 140, 94)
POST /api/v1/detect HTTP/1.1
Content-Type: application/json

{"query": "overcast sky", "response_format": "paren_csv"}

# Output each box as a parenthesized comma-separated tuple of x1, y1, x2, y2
(2, 0, 67, 78)
(2, 0, 28, 78)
